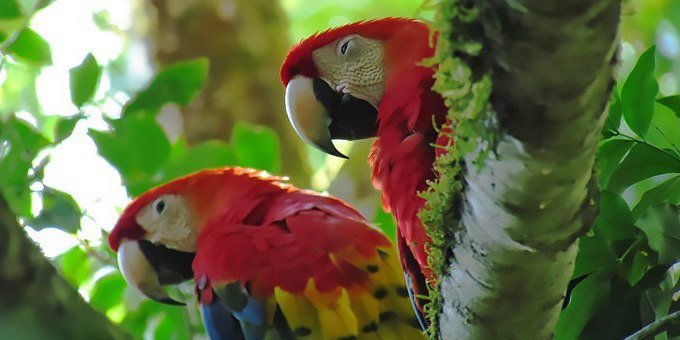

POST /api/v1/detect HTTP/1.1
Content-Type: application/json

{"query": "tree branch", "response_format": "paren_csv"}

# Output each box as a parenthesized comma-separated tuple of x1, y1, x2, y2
(433, 0, 621, 338)
(0, 194, 130, 339)
(625, 310, 680, 340)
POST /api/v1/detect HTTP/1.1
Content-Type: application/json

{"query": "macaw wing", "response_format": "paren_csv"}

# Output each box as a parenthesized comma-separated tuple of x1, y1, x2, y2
(194, 196, 425, 340)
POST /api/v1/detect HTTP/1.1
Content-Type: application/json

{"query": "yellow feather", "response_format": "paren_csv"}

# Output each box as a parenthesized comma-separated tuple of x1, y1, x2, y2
(272, 244, 425, 339)
(273, 287, 319, 338)
(304, 280, 358, 339)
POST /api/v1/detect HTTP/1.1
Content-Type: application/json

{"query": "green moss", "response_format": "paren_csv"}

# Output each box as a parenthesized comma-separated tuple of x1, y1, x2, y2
(419, 0, 497, 337)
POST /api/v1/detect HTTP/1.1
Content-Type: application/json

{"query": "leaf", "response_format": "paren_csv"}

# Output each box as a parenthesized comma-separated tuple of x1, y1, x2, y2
(592, 190, 637, 241)
(31, 187, 81, 233)
(5, 28, 52, 66)
(596, 139, 634, 188)
(159, 140, 236, 182)
(555, 271, 612, 340)
(0, 0, 22, 19)
(374, 206, 396, 242)
(627, 251, 654, 286)
(621, 46, 658, 137)
(231, 122, 281, 173)
(124, 58, 209, 116)
(636, 204, 680, 264)
(580, 279, 645, 339)
(89, 115, 170, 196)
(69, 53, 101, 107)
(57, 246, 90, 288)
(0, 118, 49, 216)
(608, 143, 680, 194)
(573, 232, 618, 278)
(54, 114, 84, 143)
(658, 95, 680, 119)
(632, 175, 680, 219)
(153, 308, 191, 340)
(90, 272, 126, 311)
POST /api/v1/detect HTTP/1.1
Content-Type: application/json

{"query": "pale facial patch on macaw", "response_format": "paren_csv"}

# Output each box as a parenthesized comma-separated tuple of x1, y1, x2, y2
(312, 35, 385, 108)
(135, 194, 196, 252)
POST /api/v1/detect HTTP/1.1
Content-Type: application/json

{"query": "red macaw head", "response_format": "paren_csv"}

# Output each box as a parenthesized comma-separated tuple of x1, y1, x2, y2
(108, 167, 282, 305)
(280, 18, 434, 158)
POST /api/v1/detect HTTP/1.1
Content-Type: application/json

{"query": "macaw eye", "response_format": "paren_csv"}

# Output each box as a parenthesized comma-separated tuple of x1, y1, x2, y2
(340, 41, 350, 55)
(154, 199, 166, 214)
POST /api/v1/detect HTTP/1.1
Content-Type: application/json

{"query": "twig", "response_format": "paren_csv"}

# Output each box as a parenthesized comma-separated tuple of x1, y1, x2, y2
(613, 131, 680, 162)
(625, 310, 680, 340)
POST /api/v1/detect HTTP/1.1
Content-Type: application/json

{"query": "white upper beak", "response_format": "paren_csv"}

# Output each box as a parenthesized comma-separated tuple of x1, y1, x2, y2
(285, 76, 347, 158)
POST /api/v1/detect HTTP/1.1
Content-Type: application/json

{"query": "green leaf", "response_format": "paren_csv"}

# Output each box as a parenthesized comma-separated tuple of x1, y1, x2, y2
(596, 139, 635, 188)
(627, 251, 654, 286)
(89, 115, 170, 196)
(54, 114, 84, 143)
(620, 46, 658, 137)
(636, 204, 680, 264)
(31, 187, 81, 233)
(573, 232, 618, 278)
(632, 175, 680, 219)
(658, 95, 680, 119)
(644, 264, 680, 324)
(69, 53, 101, 107)
(231, 122, 281, 173)
(593, 190, 637, 241)
(124, 58, 209, 116)
(5, 28, 52, 66)
(57, 246, 91, 288)
(555, 271, 612, 340)
(159, 140, 236, 182)
(90, 272, 126, 311)
(153, 308, 191, 340)
(0, 118, 49, 216)
(0, 0, 22, 19)
(374, 206, 396, 242)
(608, 143, 680, 194)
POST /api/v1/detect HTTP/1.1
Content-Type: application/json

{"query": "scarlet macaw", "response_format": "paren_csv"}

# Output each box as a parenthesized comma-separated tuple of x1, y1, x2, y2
(280, 18, 448, 319)
(109, 167, 424, 339)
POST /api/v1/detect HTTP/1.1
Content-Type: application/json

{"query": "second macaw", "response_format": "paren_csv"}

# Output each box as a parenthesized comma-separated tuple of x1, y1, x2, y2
(280, 18, 449, 317)
(109, 167, 424, 339)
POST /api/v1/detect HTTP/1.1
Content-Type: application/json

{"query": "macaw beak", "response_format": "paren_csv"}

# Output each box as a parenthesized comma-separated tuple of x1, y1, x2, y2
(117, 240, 195, 306)
(285, 76, 378, 159)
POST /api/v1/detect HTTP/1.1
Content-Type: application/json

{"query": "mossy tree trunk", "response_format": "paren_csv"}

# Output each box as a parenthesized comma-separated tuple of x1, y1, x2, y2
(0, 194, 129, 340)
(147, 0, 311, 184)
(430, 0, 621, 338)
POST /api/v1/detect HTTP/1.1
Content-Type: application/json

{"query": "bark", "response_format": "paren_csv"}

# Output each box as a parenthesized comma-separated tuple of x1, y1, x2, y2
(147, 0, 311, 185)
(0, 194, 130, 340)
(436, 0, 621, 338)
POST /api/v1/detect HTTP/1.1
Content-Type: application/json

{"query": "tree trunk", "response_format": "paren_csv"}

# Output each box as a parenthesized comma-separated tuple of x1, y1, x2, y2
(433, 0, 621, 338)
(0, 194, 130, 340)
(147, 0, 311, 184)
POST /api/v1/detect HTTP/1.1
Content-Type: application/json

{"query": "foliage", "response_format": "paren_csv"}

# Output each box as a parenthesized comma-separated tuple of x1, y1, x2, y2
(555, 46, 680, 340)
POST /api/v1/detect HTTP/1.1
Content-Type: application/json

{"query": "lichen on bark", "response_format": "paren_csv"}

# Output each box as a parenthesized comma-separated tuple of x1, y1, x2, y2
(419, 0, 497, 337)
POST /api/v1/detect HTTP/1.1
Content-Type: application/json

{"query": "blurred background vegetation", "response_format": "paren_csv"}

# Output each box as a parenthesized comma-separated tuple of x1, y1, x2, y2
(0, 0, 679, 338)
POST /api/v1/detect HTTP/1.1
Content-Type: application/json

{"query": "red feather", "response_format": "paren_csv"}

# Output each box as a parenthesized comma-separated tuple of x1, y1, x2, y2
(186, 173, 392, 300)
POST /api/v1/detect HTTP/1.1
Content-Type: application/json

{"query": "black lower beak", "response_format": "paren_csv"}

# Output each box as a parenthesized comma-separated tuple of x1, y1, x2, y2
(312, 78, 379, 142)
(285, 76, 378, 159)
(138, 240, 195, 286)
